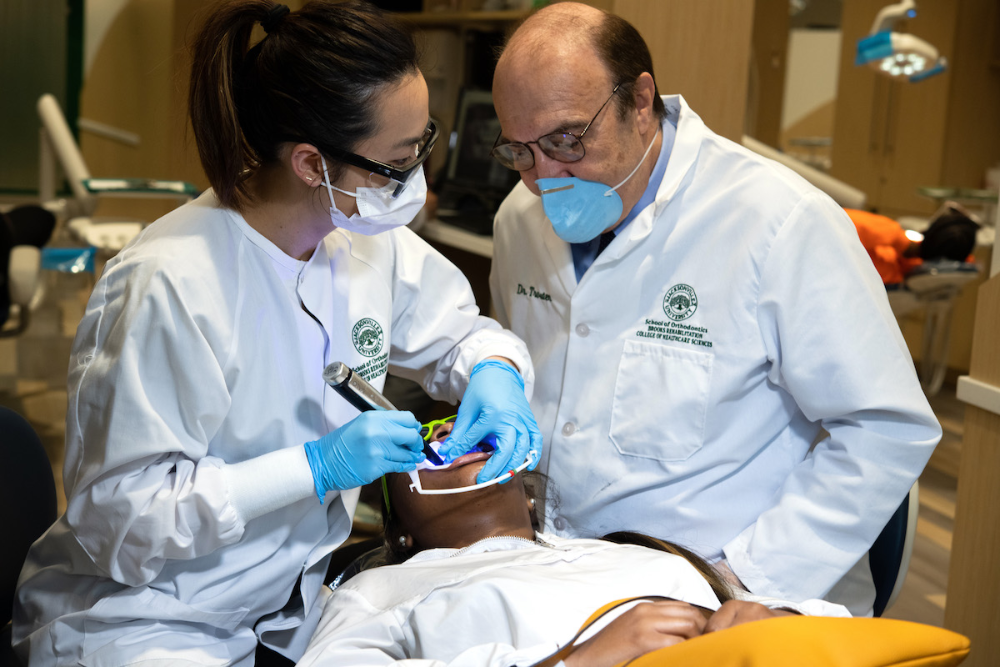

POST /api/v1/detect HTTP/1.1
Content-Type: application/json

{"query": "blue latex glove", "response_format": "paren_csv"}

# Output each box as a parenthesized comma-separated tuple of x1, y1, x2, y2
(439, 360, 543, 484)
(304, 411, 425, 502)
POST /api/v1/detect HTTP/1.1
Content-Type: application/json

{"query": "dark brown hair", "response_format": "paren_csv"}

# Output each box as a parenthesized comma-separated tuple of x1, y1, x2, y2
(188, 0, 420, 211)
(601, 532, 733, 604)
(593, 13, 666, 123)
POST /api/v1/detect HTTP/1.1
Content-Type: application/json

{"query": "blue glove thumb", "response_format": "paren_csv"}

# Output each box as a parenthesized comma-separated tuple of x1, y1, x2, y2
(304, 411, 425, 502)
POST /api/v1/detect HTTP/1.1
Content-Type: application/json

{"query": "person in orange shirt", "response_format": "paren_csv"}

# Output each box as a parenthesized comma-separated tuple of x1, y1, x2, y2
(845, 205, 979, 285)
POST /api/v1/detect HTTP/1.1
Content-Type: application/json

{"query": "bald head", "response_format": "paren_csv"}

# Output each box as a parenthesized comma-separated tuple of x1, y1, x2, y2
(495, 2, 664, 128)
(498, 2, 606, 77)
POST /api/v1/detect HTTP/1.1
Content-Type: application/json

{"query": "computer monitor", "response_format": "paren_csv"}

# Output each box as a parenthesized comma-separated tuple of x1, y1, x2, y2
(436, 89, 522, 235)
(445, 89, 520, 192)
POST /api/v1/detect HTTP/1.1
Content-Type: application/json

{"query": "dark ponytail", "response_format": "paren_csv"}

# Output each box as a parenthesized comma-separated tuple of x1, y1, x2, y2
(188, 0, 420, 212)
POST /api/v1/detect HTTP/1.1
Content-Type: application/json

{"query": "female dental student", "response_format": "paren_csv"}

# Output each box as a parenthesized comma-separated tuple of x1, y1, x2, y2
(12, 1, 541, 665)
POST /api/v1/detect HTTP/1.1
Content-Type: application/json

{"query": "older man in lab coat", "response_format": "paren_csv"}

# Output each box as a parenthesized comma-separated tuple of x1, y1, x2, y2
(485, 2, 940, 615)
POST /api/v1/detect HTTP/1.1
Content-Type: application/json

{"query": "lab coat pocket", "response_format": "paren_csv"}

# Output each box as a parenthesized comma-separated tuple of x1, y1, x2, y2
(82, 587, 250, 666)
(610, 340, 713, 462)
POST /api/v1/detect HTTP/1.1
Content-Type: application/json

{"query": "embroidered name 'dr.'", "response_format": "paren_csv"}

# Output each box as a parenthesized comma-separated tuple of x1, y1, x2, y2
(516, 283, 552, 302)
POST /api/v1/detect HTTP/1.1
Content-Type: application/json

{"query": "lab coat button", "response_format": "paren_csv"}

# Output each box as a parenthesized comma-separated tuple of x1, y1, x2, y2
(561, 422, 576, 436)
(575, 323, 589, 337)
(554, 517, 567, 530)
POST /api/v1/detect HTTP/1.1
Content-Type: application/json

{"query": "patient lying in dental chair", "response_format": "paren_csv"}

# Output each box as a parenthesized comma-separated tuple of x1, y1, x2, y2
(846, 203, 979, 286)
(297, 418, 851, 667)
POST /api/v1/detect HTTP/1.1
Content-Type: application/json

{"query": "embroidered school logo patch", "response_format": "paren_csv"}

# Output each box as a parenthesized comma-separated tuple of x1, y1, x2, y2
(352, 318, 384, 357)
(663, 284, 698, 321)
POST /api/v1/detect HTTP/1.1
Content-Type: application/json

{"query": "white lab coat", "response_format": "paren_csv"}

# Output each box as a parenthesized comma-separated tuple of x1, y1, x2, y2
(489, 96, 941, 615)
(13, 191, 532, 666)
(298, 533, 850, 666)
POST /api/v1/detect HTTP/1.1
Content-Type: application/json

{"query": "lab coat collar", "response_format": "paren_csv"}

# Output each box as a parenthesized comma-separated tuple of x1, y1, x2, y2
(223, 206, 308, 273)
(654, 95, 704, 210)
(602, 95, 704, 261)
(579, 95, 703, 273)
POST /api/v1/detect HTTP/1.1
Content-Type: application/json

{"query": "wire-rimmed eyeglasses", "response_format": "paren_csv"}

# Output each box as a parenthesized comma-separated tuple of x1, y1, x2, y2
(490, 84, 621, 172)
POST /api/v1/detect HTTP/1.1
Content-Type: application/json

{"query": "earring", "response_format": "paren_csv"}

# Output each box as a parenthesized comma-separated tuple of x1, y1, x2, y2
(398, 535, 408, 547)
(528, 498, 536, 509)
(306, 176, 314, 182)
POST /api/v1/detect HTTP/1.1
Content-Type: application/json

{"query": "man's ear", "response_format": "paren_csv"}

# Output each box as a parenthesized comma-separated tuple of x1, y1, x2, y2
(289, 143, 324, 187)
(633, 72, 658, 134)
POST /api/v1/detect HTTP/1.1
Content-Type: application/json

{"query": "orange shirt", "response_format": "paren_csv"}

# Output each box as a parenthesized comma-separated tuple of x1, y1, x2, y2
(844, 208, 922, 285)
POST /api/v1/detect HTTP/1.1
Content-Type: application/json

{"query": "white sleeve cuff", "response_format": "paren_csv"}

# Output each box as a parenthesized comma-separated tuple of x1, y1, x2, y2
(471, 342, 535, 399)
(221, 445, 317, 524)
(733, 590, 853, 618)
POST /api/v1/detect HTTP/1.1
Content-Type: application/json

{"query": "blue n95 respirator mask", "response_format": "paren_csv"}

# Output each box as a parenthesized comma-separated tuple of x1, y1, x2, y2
(537, 127, 660, 244)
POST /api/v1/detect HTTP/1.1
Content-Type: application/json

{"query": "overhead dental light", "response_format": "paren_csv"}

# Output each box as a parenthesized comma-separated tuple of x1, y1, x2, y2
(855, 0, 947, 83)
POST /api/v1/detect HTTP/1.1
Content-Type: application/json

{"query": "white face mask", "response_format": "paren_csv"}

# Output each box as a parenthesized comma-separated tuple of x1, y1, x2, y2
(406, 449, 538, 495)
(321, 155, 427, 236)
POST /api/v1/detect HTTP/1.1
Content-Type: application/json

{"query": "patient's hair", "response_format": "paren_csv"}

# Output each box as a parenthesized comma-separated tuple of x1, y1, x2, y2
(188, 0, 419, 211)
(919, 208, 979, 262)
(601, 532, 733, 603)
(377, 472, 733, 604)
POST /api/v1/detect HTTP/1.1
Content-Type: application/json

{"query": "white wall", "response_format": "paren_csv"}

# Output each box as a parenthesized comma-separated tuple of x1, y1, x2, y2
(781, 28, 842, 133)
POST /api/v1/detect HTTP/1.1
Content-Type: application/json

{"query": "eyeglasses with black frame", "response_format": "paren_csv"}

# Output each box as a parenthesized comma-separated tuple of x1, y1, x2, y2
(490, 84, 622, 172)
(303, 120, 439, 198)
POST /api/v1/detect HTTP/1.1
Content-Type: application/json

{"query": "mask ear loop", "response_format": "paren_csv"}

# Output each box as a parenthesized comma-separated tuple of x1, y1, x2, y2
(604, 126, 661, 197)
(408, 450, 538, 495)
(321, 155, 363, 200)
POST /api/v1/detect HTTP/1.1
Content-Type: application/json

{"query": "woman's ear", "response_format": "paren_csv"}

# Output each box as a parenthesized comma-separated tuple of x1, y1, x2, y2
(289, 142, 324, 187)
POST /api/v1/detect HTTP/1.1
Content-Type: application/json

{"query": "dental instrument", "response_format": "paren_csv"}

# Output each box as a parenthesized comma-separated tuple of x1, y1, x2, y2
(323, 361, 443, 465)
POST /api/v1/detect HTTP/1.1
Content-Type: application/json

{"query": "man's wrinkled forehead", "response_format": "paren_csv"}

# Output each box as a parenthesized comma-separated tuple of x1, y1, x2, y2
(493, 44, 611, 141)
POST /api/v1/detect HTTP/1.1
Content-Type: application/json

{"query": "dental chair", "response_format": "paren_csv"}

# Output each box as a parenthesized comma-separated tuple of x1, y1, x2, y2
(0, 407, 57, 666)
(324, 486, 919, 619)
(873, 206, 982, 396)
(869, 482, 919, 617)
(36, 94, 198, 265)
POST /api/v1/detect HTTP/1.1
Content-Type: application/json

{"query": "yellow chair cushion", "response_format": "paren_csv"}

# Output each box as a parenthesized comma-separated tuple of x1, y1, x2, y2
(624, 615, 969, 667)
(569, 600, 969, 667)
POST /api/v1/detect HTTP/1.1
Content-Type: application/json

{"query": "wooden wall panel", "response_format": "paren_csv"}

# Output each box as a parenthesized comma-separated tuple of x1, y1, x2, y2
(749, 0, 789, 148)
(941, 0, 1000, 189)
(79, 0, 178, 221)
(612, 0, 755, 142)
(944, 274, 1000, 666)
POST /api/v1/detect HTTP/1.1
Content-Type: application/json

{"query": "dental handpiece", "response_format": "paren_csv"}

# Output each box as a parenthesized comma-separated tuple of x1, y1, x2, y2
(323, 361, 397, 412)
(323, 361, 443, 465)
